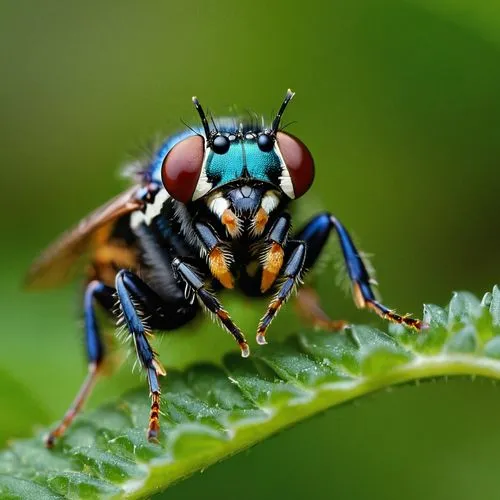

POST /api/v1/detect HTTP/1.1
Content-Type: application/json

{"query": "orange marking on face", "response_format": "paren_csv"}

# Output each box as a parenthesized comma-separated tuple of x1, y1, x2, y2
(209, 247, 234, 289)
(261, 243, 284, 292)
(253, 208, 269, 235)
(221, 209, 240, 238)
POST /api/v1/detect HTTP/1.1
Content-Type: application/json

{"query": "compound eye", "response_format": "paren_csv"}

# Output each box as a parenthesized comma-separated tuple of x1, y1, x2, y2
(276, 132, 315, 198)
(161, 135, 205, 203)
(257, 133, 274, 152)
(211, 134, 230, 154)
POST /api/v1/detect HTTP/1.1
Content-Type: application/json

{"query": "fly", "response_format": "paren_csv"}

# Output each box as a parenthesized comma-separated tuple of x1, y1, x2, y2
(26, 90, 424, 447)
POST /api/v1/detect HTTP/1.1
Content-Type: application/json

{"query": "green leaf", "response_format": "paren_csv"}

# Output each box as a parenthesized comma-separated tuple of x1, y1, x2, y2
(1, 287, 500, 499)
(0, 368, 50, 445)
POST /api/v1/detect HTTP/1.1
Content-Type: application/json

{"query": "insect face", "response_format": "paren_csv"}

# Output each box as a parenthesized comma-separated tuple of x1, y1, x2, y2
(161, 90, 315, 207)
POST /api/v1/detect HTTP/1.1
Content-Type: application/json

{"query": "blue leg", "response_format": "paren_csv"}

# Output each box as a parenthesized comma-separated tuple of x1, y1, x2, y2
(115, 270, 167, 441)
(294, 212, 424, 330)
(46, 280, 114, 447)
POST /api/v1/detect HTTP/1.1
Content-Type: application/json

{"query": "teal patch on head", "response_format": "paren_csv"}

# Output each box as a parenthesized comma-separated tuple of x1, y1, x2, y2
(205, 139, 282, 187)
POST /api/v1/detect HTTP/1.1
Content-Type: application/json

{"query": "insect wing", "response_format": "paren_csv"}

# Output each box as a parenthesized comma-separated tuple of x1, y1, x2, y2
(25, 186, 144, 289)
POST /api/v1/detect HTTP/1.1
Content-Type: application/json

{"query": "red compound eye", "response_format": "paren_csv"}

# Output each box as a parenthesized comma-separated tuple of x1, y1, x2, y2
(161, 135, 205, 203)
(276, 132, 315, 198)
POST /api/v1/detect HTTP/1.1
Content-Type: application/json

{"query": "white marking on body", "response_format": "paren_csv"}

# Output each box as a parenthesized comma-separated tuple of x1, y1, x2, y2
(130, 210, 144, 230)
(144, 189, 169, 224)
(208, 193, 230, 218)
(274, 142, 295, 198)
(261, 191, 280, 214)
(192, 146, 213, 200)
(130, 189, 169, 229)
(279, 174, 294, 199)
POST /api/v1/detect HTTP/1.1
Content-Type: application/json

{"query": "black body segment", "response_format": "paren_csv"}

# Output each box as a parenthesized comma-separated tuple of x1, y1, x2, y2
(194, 222, 219, 252)
(267, 213, 291, 244)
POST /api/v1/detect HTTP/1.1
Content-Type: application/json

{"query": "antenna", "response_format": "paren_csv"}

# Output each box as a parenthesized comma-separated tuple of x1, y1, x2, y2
(192, 96, 212, 139)
(271, 89, 295, 135)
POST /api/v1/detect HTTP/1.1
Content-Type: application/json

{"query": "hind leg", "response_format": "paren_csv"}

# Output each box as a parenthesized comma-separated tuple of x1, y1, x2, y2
(45, 280, 114, 447)
(46, 271, 197, 447)
(295, 286, 349, 331)
(293, 212, 424, 329)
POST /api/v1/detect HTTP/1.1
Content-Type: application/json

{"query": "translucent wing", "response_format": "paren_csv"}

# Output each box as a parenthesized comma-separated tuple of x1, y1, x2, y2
(25, 186, 144, 289)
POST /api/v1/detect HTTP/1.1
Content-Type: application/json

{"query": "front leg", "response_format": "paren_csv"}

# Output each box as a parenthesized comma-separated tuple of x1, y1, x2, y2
(294, 212, 424, 330)
(172, 258, 250, 357)
(45, 280, 115, 447)
(259, 213, 291, 293)
(257, 241, 306, 344)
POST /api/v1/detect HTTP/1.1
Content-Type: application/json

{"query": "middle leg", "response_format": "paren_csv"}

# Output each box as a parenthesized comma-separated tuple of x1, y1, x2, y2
(45, 280, 115, 447)
(172, 258, 250, 357)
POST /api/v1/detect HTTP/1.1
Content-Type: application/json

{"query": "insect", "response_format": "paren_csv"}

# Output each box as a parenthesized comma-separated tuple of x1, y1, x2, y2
(26, 89, 423, 447)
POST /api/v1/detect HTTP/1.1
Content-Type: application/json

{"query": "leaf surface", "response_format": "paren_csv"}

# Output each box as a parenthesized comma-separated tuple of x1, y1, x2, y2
(1, 287, 499, 499)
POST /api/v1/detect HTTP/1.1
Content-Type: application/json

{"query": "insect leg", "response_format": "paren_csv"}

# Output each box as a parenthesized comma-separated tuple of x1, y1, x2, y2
(294, 286, 349, 331)
(195, 221, 234, 289)
(259, 213, 291, 293)
(172, 258, 250, 357)
(115, 270, 167, 441)
(294, 212, 424, 330)
(257, 241, 306, 344)
(45, 280, 115, 447)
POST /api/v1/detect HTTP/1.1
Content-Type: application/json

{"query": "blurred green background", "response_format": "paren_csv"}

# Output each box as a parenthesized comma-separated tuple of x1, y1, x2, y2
(1, 1, 499, 499)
